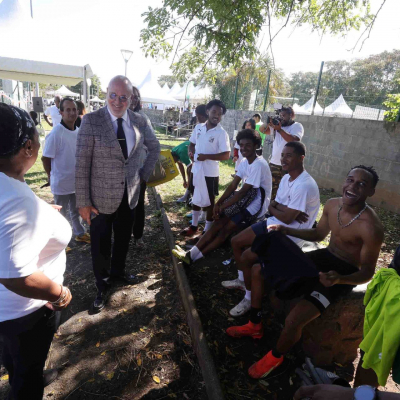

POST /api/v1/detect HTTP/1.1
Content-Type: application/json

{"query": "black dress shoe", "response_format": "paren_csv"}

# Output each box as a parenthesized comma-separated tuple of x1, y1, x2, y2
(43, 369, 59, 387)
(110, 273, 138, 285)
(92, 289, 109, 313)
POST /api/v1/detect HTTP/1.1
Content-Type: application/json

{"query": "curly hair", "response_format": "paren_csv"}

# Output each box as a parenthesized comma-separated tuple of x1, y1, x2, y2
(236, 128, 261, 148)
(349, 165, 379, 187)
(206, 99, 227, 115)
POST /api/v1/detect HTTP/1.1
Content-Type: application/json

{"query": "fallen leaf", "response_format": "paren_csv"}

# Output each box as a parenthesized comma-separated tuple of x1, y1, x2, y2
(153, 375, 161, 384)
(86, 378, 95, 383)
(168, 394, 177, 398)
(225, 346, 234, 356)
(54, 334, 59, 339)
(140, 328, 145, 333)
(101, 351, 107, 356)
(105, 372, 114, 381)
(95, 341, 100, 348)
(1, 374, 9, 381)
(137, 356, 142, 366)
(78, 318, 82, 323)
(98, 371, 105, 375)
(156, 354, 163, 359)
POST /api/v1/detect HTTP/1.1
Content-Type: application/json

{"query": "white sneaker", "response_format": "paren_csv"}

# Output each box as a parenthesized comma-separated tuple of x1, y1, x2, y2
(221, 278, 246, 291)
(176, 195, 188, 203)
(229, 297, 251, 317)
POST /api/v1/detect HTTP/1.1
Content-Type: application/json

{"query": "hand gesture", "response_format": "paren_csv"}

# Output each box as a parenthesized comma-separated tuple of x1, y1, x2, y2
(294, 384, 354, 400)
(295, 212, 309, 224)
(51, 205, 62, 212)
(319, 271, 341, 287)
(213, 204, 221, 220)
(183, 181, 188, 188)
(233, 156, 238, 163)
(79, 206, 99, 226)
(267, 224, 288, 235)
(197, 153, 207, 161)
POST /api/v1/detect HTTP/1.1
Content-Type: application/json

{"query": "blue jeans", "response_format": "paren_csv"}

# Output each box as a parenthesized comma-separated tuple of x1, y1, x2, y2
(54, 193, 85, 236)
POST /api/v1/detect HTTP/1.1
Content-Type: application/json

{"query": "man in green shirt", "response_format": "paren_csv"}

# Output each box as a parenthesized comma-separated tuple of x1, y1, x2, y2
(253, 114, 264, 144)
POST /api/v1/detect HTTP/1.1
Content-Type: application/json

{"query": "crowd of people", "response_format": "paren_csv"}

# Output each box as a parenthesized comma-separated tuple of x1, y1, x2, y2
(0, 77, 398, 400)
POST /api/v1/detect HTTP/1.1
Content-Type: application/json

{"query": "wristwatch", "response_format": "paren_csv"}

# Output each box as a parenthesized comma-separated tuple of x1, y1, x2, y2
(353, 385, 378, 400)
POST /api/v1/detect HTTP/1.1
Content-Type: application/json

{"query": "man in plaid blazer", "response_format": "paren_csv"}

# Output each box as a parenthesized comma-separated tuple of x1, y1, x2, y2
(75, 75, 160, 312)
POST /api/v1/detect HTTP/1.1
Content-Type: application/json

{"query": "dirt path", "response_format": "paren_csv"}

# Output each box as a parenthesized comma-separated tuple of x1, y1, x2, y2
(0, 189, 206, 400)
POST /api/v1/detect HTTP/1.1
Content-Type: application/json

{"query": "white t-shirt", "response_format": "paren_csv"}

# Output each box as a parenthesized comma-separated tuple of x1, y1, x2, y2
(43, 124, 79, 195)
(267, 170, 320, 246)
(236, 157, 272, 216)
(189, 123, 230, 177)
(270, 122, 304, 165)
(0, 173, 71, 322)
(44, 105, 62, 127)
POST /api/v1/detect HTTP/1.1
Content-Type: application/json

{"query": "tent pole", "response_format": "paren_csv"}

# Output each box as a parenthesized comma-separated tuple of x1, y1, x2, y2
(312, 61, 324, 116)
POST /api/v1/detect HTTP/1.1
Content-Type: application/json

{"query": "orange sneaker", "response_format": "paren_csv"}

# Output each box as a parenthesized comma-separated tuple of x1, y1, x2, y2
(248, 350, 284, 379)
(226, 321, 263, 339)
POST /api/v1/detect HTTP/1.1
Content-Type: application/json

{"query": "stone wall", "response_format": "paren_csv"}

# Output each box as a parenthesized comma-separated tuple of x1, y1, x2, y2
(221, 110, 400, 213)
(142, 109, 164, 125)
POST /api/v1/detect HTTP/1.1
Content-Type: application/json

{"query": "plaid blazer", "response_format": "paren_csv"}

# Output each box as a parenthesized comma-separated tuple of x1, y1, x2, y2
(75, 106, 160, 214)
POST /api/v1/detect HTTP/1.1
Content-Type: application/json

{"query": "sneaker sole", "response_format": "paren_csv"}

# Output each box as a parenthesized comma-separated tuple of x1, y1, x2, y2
(171, 249, 190, 265)
(227, 330, 263, 340)
(229, 308, 251, 317)
(249, 362, 282, 379)
(221, 284, 246, 291)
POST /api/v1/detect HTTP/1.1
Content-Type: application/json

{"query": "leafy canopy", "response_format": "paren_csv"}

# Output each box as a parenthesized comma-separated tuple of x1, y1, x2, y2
(141, 0, 376, 80)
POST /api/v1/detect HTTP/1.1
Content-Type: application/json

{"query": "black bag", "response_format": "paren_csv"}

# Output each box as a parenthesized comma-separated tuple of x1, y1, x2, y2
(222, 187, 265, 222)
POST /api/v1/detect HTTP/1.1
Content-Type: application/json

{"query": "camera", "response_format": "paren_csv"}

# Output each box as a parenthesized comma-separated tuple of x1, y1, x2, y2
(267, 115, 282, 126)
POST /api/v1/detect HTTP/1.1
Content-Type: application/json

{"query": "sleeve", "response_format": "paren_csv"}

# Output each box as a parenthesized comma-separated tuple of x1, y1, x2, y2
(236, 160, 247, 180)
(189, 126, 197, 144)
(289, 123, 304, 140)
(44, 107, 51, 116)
(241, 161, 262, 188)
(141, 118, 161, 182)
(75, 115, 95, 208)
(42, 131, 57, 158)
(0, 198, 43, 278)
(287, 182, 309, 213)
(234, 142, 240, 149)
(218, 130, 231, 153)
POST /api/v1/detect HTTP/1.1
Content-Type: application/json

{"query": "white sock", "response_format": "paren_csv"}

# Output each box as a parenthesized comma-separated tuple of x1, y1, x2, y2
(204, 220, 213, 232)
(193, 251, 204, 261)
(190, 246, 200, 260)
(245, 290, 251, 301)
(238, 270, 244, 281)
(192, 210, 201, 227)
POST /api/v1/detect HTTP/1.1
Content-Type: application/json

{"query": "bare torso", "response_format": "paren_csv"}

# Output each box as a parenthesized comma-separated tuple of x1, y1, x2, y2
(326, 198, 383, 268)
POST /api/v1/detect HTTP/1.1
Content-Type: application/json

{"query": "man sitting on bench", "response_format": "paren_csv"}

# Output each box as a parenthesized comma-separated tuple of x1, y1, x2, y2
(224, 141, 320, 317)
(172, 129, 272, 265)
(226, 165, 384, 379)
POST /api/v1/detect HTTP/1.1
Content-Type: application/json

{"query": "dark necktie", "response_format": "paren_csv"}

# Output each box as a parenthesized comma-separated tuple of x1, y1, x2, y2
(117, 118, 128, 159)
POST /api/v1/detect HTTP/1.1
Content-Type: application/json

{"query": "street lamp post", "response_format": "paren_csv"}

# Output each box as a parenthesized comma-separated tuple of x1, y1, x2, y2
(120, 49, 133, 77)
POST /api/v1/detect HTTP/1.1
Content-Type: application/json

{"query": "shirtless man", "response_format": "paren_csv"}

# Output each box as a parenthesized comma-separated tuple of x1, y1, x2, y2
(226, 165, 384, 379)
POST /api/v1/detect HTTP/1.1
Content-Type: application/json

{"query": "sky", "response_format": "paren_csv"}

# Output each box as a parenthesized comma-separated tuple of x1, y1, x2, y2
(0, 0, 398, 90)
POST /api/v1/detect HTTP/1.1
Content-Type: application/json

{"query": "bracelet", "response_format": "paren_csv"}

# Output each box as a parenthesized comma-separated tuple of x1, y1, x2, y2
(50, 285, 70, 307)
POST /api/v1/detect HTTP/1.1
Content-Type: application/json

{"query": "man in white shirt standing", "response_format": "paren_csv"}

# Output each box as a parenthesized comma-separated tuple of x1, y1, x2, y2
(260, 106, 304, 200)
(42, 98, 89, 245)
(44, 96, 62, 128)
(224, 141, 320, 317)
(182, 100, 231, 237)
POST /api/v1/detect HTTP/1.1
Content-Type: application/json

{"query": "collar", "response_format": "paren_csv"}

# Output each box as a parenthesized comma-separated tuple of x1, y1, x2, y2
(205, 122, 220, 132)
(107, 106, 129, 125)
(60, 119, 76, 131)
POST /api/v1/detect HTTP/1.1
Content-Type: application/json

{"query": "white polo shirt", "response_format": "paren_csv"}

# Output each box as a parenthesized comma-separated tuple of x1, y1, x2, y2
(189, 123, 230, 177)
(107, 107, 136, 156)
(270, 122, 304, 166)
(44, 105, 62, 127)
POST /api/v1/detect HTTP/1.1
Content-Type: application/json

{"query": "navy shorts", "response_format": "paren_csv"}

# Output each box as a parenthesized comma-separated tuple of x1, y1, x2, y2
(251, 220, 268, 236)
(230, 209, 254, 229)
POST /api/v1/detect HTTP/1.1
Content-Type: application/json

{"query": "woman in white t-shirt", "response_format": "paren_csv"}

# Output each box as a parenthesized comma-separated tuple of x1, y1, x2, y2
(0, 104, 72, 400)
(233, 119, 256, 173)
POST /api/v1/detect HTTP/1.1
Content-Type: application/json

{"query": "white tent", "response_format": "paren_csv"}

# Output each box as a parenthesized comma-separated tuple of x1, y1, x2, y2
(174, 81, 196, 101)
(190, 85, 212, 103)
(55, 85, 80, 97)
(168, 82, 181, 97)
(89, 96, 105, 103)
(137, 70, 180, 106)
(298, 96, 323, 115)
(324, 94, 353, 117)
(292, 103, 303, 113)
(161, 83, 170, 93)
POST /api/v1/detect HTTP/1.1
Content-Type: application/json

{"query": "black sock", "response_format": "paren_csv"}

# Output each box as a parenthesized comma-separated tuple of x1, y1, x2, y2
(190, 225, 198, 230)
(249, 307, 262, 324)
(272, 348, 282, 358)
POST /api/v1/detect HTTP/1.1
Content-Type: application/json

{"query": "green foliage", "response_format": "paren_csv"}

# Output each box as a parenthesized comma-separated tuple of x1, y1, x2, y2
(383, 93, 400, 122)
(141, 0, 376, 79)
(69, 74, 105, 99)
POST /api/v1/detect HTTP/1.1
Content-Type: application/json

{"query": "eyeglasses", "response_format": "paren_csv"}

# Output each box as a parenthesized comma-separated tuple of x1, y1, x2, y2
(108, 93, 130, 102)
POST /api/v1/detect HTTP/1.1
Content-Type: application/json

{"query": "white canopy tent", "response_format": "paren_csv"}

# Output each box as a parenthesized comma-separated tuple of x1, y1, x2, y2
(161, 83, 170, 93)
(137, 70, 180, 106)
(324, 94, 353, 117)
(55, 85, 80, 97)
(89, 96, 105, 103)
(292, 103, 303, 113)
(298, 96, 323, 115)
(174, 81, 196, 101)
(190, 85, 212, 103)
(168, 82, 182, 97)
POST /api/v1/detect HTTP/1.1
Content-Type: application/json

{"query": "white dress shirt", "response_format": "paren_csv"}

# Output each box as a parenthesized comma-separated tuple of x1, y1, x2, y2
(107, 107, 136, 156)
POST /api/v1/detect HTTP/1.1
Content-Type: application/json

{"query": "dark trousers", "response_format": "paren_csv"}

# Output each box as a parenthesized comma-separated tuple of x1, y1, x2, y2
(0, 306, 60, 400)
(90, 189, 135, 292)
(132, 181, 146, 240)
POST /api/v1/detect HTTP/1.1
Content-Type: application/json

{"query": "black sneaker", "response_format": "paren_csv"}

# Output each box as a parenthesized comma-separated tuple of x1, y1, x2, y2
(92, 289, 109, 313)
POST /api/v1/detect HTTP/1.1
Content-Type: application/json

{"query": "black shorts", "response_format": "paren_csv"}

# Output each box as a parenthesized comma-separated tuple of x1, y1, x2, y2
(251, 231, 358, 313)
(304, 248, 358, 313)
(189, 173, 219, 198)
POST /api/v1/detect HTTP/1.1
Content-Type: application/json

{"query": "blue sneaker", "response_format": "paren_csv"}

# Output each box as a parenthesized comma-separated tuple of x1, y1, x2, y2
(186, 212, 193, 218)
